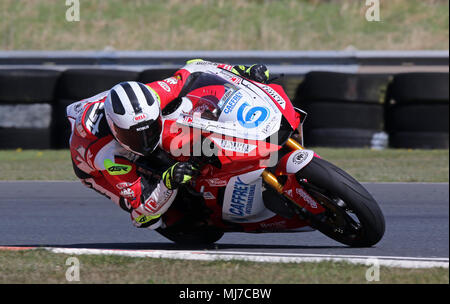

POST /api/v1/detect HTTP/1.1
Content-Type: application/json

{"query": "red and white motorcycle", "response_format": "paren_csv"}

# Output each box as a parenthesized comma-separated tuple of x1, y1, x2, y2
(147, 68, 385, 247)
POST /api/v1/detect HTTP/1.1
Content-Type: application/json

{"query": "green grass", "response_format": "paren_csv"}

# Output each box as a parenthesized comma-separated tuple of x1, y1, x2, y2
(0, 148, 448, 182)
(315, 148, 449, 183)
(0, 149, 76, 180)
(0, 0, 448, 51)
(0, 249, 447, 284)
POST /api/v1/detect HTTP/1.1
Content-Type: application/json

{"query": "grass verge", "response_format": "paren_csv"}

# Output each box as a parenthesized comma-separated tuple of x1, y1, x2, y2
(1, 0, 448, 51)
(0, 249, 447, 284)
(0, 148, 448, 182)
(314, 148, 449, 183)
(0, 149, 76, 180)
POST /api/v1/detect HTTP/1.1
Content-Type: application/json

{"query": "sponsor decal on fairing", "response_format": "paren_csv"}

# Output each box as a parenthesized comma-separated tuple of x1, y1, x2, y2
(259, 221, 287, 230)
(258, 84, 286, 110)
(295, 188, 318, 209)
(285, 149, 315, 173)
(210, 137, 257, 154)
(205, 178, 227, 187)
(222, 170, 275, 223)
(217, 63, 233, 71)
(223, 91, 243, 114)
(236, 102, 269, 129)
(228, 177, 257, 217)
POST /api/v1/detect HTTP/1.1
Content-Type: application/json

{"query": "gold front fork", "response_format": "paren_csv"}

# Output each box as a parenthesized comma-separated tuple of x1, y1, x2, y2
(285, 138, 304, 151)
(261, 137, 304, 192)
(261, 170, 283, 194)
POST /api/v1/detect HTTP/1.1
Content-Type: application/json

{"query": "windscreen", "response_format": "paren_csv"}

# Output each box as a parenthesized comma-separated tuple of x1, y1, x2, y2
(183, 72, 241, 122)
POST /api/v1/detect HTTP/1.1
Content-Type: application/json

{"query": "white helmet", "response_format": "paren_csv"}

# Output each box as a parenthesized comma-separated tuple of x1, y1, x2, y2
(104, 81, 162, 156)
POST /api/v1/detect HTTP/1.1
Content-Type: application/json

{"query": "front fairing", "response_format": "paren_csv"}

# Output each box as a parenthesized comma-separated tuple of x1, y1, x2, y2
(161, 71, 302, 171)
(176, 71, 297, 143)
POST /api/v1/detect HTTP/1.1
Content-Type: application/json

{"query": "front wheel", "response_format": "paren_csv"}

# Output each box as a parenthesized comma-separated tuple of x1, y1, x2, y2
(296, 157, 385, 247)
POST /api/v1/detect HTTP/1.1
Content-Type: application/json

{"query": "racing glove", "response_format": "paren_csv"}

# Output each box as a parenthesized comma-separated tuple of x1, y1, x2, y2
(233, 64, 270, 83)
(162, 162, 197, 190)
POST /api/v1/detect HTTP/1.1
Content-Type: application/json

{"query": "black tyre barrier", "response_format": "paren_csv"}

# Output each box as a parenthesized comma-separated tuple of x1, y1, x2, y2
(386, 72, 449, 104)
(300, 101, 384, 131)
(56, 68, 140, 101)
(271, 74, 304, 101)
(0, 127, 52, 149)
(138, 69, 178, 84)
(51, 99, 75, 149)
(0, 69, 446, 150)
(304, 128, 386, 148)
(386, 103, 449, 133)
(294, 72, 391, 104)
(384, 73, 449, 149)
(389, 131, 448, 149)
(0, 69, 61, 104)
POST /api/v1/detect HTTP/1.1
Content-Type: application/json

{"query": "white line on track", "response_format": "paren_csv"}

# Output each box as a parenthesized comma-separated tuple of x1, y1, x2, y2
(46, 247, 449, 269)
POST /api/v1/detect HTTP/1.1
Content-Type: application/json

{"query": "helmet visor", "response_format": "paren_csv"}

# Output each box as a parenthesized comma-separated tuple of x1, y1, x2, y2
(112, 118, 162, 156)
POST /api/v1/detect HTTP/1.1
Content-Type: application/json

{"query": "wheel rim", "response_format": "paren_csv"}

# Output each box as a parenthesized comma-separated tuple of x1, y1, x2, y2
(301, 184, 365, 244)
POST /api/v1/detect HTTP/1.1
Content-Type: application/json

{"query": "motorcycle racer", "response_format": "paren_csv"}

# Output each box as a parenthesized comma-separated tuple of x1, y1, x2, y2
(66, 59, 270, 230)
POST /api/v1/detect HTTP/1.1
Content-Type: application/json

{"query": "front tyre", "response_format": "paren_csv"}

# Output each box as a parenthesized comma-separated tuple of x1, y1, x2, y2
(296, 157, 385, 247)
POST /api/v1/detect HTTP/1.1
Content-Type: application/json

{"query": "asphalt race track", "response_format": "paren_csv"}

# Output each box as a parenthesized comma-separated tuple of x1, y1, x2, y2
(0, 181, 448, 259)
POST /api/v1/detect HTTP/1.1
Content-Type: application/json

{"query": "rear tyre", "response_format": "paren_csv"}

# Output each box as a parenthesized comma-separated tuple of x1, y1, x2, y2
(296, 157, 385, 247)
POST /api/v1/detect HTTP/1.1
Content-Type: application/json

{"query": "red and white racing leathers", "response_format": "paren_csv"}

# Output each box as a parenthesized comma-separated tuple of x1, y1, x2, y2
(67, 60, 258, 229)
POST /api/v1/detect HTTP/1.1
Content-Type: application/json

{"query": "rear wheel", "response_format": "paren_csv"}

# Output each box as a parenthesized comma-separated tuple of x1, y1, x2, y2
(296, 157, 385, 247)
